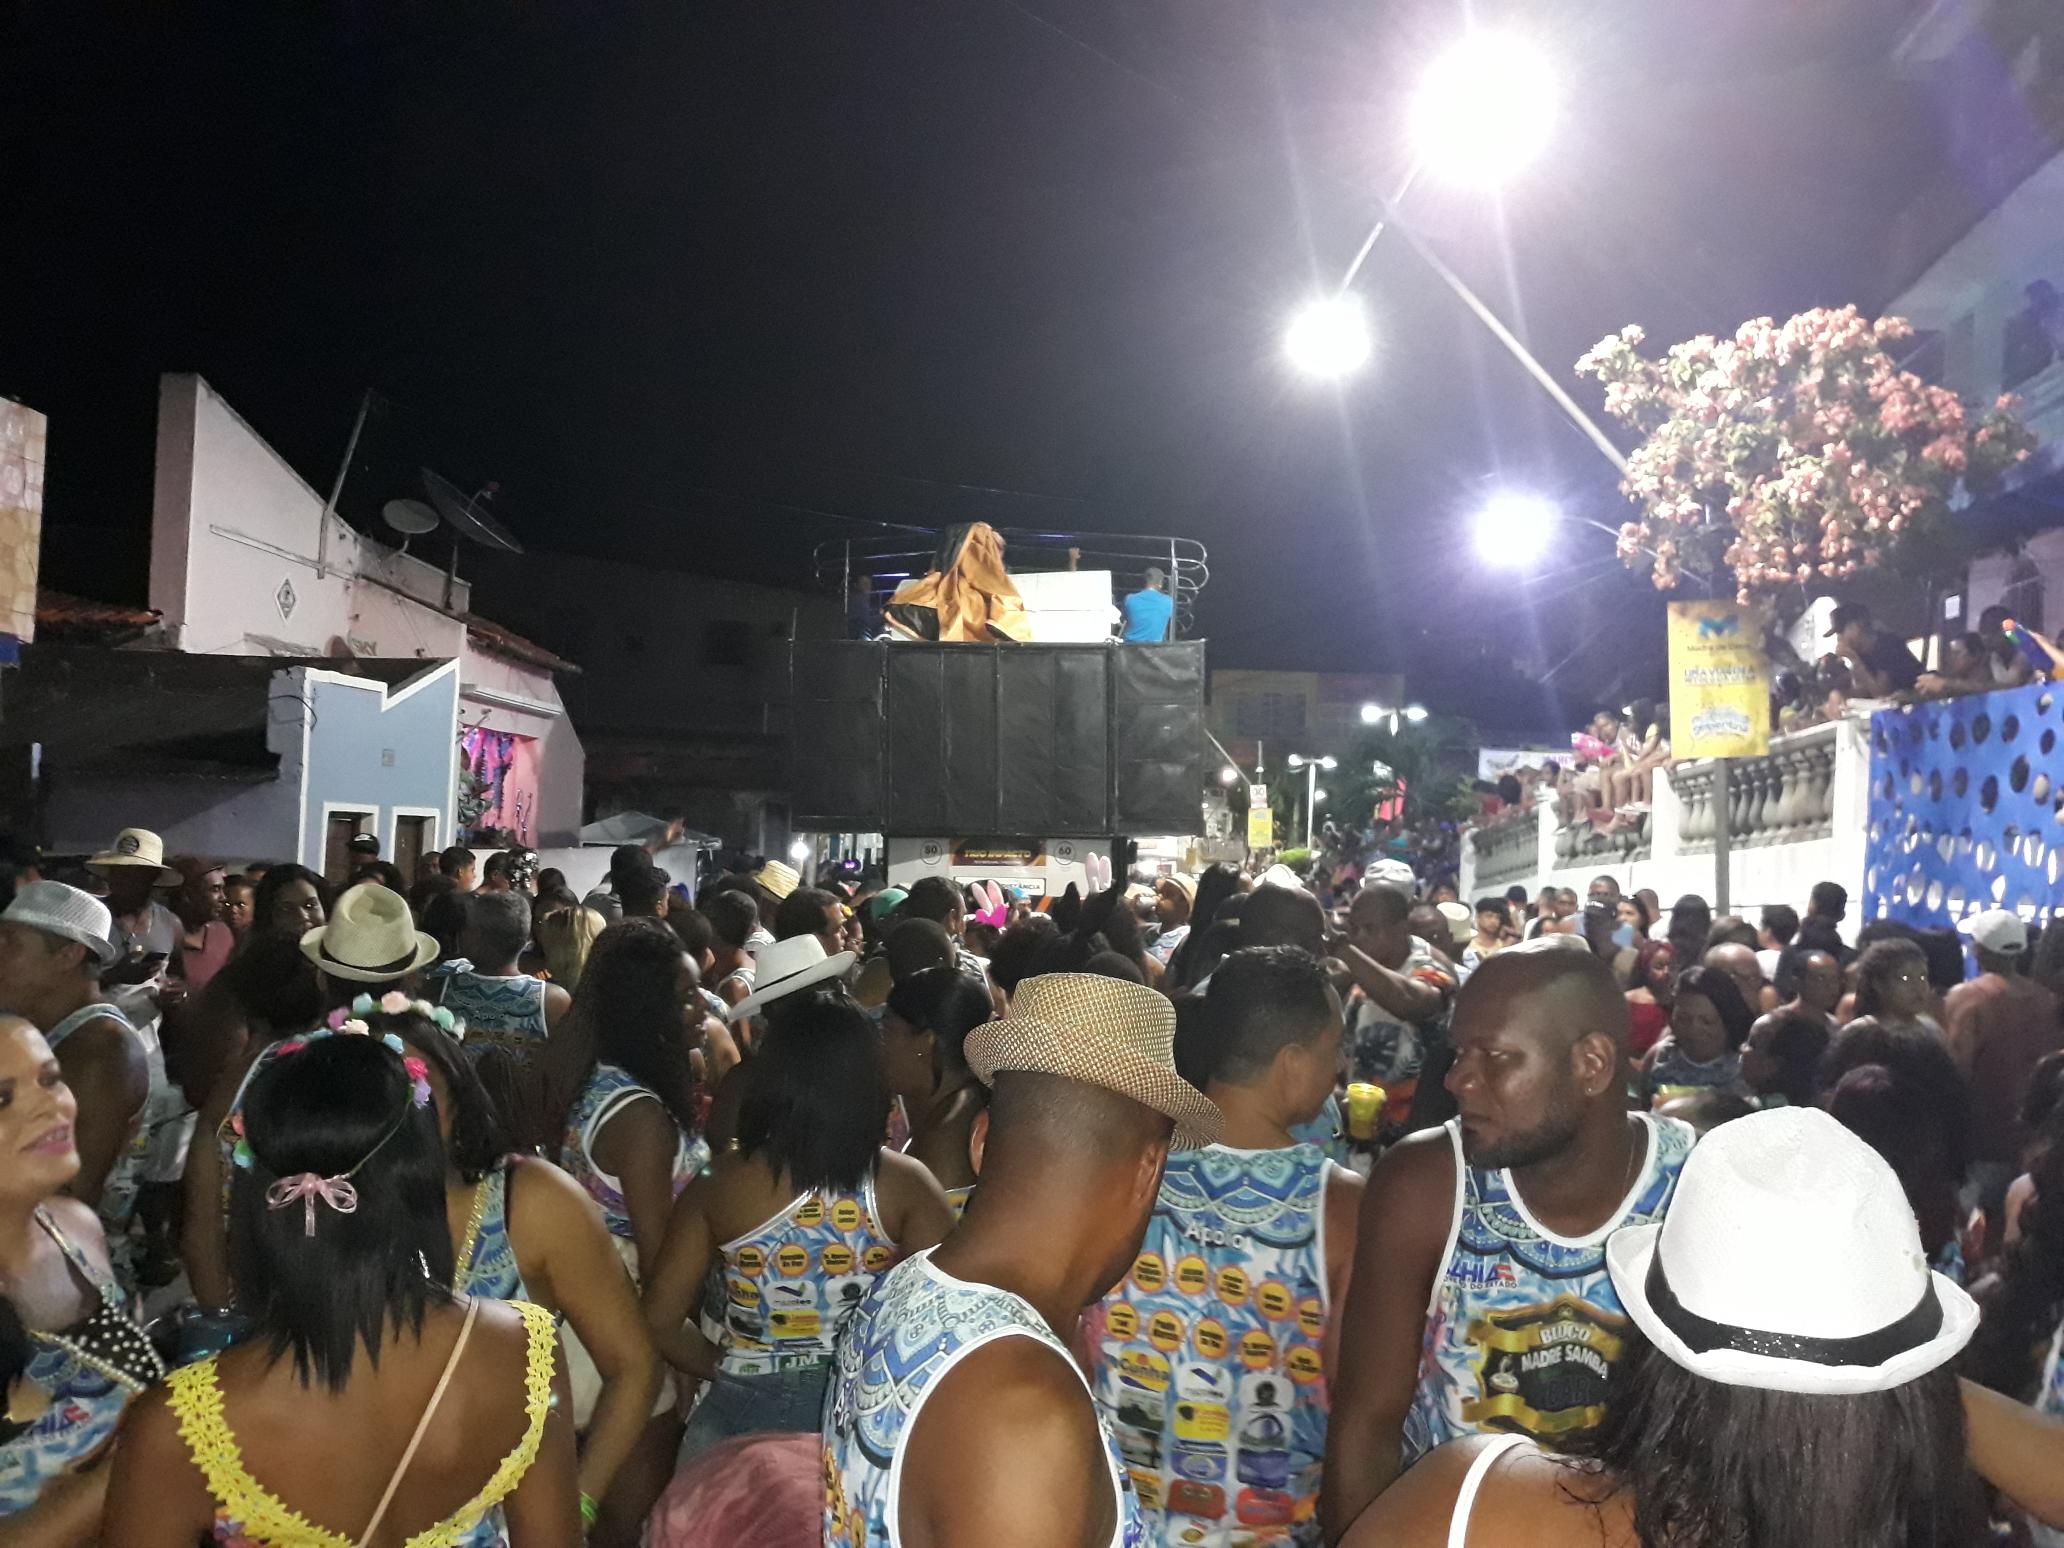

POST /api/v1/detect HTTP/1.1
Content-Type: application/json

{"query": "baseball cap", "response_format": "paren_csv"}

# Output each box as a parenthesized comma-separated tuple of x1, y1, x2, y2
(1959, 908, 2028, 956)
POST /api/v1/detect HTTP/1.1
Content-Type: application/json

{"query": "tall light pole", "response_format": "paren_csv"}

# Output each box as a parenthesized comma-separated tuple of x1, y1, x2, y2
(1285, 753, 1338, 849)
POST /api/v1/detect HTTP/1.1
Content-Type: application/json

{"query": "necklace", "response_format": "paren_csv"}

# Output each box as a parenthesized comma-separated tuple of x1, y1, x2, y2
(450, 1176, 490, 1293)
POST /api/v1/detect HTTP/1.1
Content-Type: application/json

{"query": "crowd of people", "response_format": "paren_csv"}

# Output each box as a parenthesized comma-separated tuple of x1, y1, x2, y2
(3, 820, 2064, 1546)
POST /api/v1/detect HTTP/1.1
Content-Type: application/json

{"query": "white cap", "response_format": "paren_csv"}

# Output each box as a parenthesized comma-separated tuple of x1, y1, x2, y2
(1958, 908, 2028, 956)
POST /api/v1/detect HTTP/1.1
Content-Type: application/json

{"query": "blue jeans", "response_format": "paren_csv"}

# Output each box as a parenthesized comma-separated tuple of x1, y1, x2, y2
(677, 1363, 832, 1465)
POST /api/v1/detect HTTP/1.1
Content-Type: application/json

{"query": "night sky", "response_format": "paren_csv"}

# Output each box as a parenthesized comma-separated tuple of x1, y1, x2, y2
(7, 0, 1969, 731)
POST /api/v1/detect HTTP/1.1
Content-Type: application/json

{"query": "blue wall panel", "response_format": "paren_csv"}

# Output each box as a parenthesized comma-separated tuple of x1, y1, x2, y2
(1865, 680, 2064, 928)
(296, 664, 458, 869)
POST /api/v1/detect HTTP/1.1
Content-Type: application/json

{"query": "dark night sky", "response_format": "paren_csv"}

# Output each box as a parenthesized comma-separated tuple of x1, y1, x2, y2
(6, 0, 1961, 730)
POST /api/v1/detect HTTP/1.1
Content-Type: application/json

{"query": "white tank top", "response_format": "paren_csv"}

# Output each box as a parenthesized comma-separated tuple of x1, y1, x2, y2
(1447, 1433, 1531, 1548)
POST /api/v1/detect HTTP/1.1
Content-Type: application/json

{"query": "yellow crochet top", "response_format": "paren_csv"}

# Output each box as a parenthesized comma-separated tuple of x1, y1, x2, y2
(165, 1300, 556, 1547)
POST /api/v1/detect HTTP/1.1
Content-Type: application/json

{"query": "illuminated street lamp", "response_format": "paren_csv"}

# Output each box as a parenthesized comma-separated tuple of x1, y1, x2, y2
(1473, 493, 1637, 569)
(1359, 702, 1430, 733)
(1283, 294, 1372, 378)
(1413, 34, 1558, 186)
(1218, 765, 1243, 786)
(1285, 753, 1337, 848)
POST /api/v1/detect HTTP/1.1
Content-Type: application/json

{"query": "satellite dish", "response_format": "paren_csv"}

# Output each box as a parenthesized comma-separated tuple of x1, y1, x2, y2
(381, 498, 439, 536)
(421, 468, 523, 554)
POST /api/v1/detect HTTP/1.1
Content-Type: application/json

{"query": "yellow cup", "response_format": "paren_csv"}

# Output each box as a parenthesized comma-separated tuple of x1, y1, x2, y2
(1345, 1082, 1386, 1141)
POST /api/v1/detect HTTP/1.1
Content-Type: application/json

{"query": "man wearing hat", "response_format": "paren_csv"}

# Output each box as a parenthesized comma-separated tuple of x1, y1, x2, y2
(1948, 907, 2061, 1211)
(1321, 940, 1694, 1539)
(1145, 873, 1196, 967)
(0, 881, 147, 1221)
(85, 827, 184, 973)
(1828, 600, 1923, 698)
(823, 973, 1220, 1548)
(299, 881, 442, 987)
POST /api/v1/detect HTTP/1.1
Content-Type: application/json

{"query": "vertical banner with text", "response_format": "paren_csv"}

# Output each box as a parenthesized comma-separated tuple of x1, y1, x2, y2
(1666, 600, 1770, 759)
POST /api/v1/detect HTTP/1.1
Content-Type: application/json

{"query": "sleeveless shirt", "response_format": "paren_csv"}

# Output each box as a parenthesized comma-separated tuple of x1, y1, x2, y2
(431, 963, 549, 1043)
(0, 1209, 162, 1514)
(1402, 1114, 1695, 1464)
(453, 1161, 531, 1302)
(165, 1299, 557, 1548)
(1083, 1143, 1336, 1546)
(559, 1063, 708, 1262)
(44, 1002, 149, 1251)
(824, 1250, 1144, 1548)
(716, 1179, 897, 1376)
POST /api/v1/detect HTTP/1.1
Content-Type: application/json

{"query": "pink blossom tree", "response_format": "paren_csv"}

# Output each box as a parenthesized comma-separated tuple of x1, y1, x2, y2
(1576, 306, 2036, 600)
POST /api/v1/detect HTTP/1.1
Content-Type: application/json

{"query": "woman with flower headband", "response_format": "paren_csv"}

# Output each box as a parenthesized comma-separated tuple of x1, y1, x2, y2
(106, 1023, 581, 1545)
(0, 1012, 165, 1544)
(391, 1006, 663, 1547)
(183, 882, 439, 1311)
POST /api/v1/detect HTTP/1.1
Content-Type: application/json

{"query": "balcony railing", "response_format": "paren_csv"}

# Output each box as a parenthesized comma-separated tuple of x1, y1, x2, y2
(1469, 811, 1538, 892)
(1670, 723, 1838, 855)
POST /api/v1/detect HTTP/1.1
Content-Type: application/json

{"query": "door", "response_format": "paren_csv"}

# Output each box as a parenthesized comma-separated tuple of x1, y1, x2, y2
(323, 811, 373, 888)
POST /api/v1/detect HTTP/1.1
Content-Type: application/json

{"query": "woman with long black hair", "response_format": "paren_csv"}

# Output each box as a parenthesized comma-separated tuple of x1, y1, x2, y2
(107, 1026, 579, 1544)
(879, 966, 994, 1209)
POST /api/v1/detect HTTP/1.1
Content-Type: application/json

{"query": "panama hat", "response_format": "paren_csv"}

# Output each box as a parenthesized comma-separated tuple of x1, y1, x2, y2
(751, 861, 801, 901)
(1157, 873, 1198, 908)
(731, 934, 857, 1021)
(1606, 1106, 1977, 1396)
(300, 882, 441, 984)
(1, 881, 120, 966)
(85, 828, 182, 888)
(965, 972, 1220, 1150)
(1436, 900, 1474, 946)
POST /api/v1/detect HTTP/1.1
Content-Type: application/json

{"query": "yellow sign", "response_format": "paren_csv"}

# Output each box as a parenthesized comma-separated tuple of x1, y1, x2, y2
(1666, 601, 1769, 759)
(1247, 806, 1274, 849)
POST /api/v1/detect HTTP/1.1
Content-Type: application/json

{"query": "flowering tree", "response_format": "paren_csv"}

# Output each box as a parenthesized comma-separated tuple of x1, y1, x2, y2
(1576, 306, 2036, 599)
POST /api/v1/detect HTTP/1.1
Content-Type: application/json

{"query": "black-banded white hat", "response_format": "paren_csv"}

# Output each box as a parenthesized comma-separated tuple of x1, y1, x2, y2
(1606, 1106, 1977, 1396)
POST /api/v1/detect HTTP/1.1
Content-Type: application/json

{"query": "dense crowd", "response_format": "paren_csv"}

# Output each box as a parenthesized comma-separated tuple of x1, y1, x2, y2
(3, 823, 2064, 1546)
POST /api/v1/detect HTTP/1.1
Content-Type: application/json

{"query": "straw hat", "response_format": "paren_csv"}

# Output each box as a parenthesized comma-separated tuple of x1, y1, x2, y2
(1606, 1106, 1977, 1396)
(300, 883, 441, 983)
(1, 881, 120, 966)
(751, 861, 801, 901)
(731, 934, 857, 1021)
(85, 828, 182, 888)
(1157, 873, 1198, 908)
(964, 972, 1220, 1150)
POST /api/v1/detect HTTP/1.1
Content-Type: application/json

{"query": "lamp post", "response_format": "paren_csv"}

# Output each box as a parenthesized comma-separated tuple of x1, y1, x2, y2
(1285, 753, 1338, 849)
(1358, 701, 1429, 735)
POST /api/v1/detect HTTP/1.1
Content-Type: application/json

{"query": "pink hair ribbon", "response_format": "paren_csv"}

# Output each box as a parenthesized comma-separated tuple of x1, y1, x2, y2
(265, 1173, 361, 1236)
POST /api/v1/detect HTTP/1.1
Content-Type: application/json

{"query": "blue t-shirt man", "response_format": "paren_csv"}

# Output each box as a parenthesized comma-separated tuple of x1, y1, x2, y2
(1120, 568, 1174, 642)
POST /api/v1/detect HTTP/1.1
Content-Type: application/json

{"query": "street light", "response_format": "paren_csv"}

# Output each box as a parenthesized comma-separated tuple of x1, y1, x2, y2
(1473, 493, 1638, 569)
(1218, 765, 1242, 786)
(1413, 34, 1558, 186)
(1285, 753, 1337, 848)
(1359, 702, 1431, 733)
(1283, 294, 1372, 378)
(789, 839, 812, 864)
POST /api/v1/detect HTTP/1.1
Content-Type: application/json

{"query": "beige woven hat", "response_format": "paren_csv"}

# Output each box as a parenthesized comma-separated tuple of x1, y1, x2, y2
(85, 828, 182, 887)
(300, 882, 440, 983)
(964, 972, 1220, 1149)
(751, 860, 801, 900)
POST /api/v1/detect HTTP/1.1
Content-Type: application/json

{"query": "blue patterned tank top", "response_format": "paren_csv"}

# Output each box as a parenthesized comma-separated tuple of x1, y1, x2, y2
(43, 1003, 149, 1250)
(454, 1160, 532, 1301)
(432, 963, 549, 1043)
(0, 1209, 164, 1514)
(560, 1064, 707, 1259)
(717, 1179, 897, 1376)
(1083, 1144, 1336, 1546)
(1402, 1114, 1695, 1464)
(2035, 1322, 2064, 1548)
(824, 1251, 1144, 1548)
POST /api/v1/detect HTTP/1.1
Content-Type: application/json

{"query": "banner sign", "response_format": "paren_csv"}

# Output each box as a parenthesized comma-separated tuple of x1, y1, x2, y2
(1666, 601, 1769, 759)
(1247, 807, 1274, 849)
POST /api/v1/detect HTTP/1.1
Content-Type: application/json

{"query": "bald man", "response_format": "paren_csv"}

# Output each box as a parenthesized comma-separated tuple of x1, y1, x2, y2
(1319, 941, 1696, 1542)
(1704, 939, 1777, 1016)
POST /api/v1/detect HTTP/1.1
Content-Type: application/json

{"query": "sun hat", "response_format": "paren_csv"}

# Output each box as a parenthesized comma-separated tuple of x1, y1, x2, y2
(731, 934, 857, 1021)
(964, 972, 1221, 1150)
(1362, 858, 1417, 893)
(84, 828, 182, 888)
(299, 883, 441, 984)
(1606, 1106, 1977, 1396)
(1436, 900, 1474, 946)
(1157, 873, 1198, 908)
(1, 881, 120, 966)
(751, 861, 801, 901)
(1958, 907, 2028, 956)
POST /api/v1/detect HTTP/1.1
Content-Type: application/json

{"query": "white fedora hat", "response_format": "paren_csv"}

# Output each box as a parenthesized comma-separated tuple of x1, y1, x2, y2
(964, 972, 1220, 1150)
(1606, 1106, 1977, 1396)
(1, 881, 120, 966)
(300, 882, 440, 984)
(84, 828, 182, 888)
(730, 934, 856, 1021)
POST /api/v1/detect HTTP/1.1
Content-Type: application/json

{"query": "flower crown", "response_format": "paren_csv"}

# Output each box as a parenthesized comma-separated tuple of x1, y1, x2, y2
(228, 993, 455, 1172)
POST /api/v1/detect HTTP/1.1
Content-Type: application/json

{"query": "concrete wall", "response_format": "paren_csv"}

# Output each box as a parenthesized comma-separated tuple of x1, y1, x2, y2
(149, 374, 470, 659)
(285, 663, 460, 870)
(44, 775, 295, 866)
